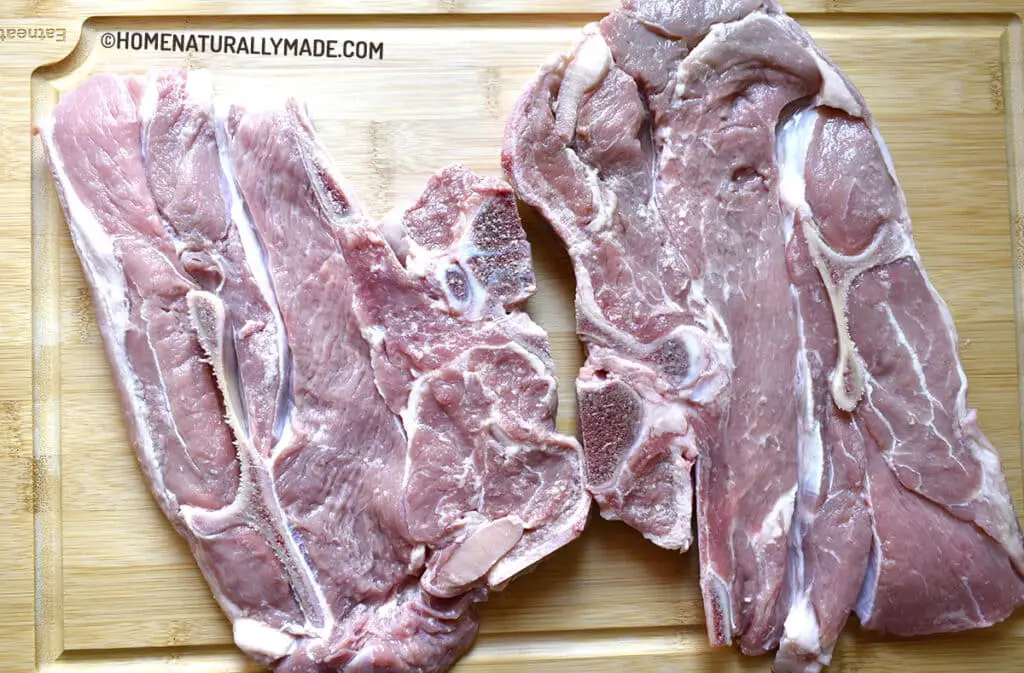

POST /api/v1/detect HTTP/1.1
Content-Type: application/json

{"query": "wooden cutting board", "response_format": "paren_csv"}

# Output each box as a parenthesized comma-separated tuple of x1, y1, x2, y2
(3, 1, 1024, 671)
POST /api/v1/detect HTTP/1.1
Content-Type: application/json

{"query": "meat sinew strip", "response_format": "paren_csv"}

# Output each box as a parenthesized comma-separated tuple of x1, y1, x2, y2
(43, 69, 589, 673)
(504, 0, 1024, 669)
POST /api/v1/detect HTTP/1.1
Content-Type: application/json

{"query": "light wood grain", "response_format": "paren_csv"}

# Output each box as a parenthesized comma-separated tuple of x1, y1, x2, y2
(3, 2, 1024, 672)
(2, 0, 1023, 20)
(0, 18, 88, 673)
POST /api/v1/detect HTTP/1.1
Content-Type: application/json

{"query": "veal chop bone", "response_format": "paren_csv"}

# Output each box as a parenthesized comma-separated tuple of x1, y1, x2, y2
(503, 0, 1024, 671)
(40, 69, 589, 673)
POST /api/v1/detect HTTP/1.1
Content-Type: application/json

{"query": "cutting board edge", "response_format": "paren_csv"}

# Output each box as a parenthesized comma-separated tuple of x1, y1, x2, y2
(1003, 18, 1024, 473)
(3, 4, 1024, 673)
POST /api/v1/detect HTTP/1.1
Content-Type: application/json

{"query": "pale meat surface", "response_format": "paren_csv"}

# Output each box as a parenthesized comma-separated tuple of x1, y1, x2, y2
(41, 69, 589, 673)
(503, 1, 1024, 670)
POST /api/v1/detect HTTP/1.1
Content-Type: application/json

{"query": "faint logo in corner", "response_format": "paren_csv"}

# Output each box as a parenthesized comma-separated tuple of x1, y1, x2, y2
(0, 26, 68, 43)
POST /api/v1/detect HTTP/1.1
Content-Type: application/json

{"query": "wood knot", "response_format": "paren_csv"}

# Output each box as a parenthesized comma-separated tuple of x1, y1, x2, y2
(0, 400, 23, 455)
(73, 286, 94, 343)
(988, 61, 1005, 113)
(0, 400, 33, 513)
(482, 66, 501, 117)
(166, 620, 192, 646)
(369, 121, 394, 215)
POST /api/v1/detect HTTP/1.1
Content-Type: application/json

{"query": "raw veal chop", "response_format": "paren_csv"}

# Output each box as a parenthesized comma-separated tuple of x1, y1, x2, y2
(40, 68, 589, 673)
(503, 1, 1024, 670)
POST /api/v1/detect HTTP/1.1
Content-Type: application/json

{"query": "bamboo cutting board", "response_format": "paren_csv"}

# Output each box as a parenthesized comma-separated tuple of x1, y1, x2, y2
(3, 1, 1024, 671)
